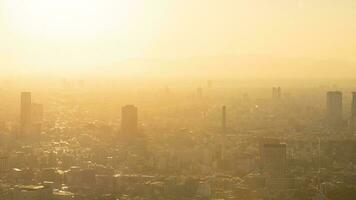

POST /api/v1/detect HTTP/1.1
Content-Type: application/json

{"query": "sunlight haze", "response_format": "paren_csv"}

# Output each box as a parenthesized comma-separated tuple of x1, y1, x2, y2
(0, 0, 355, 77)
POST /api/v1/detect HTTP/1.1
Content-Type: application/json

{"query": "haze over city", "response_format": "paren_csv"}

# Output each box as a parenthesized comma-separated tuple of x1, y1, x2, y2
(0, 1, 356, 200)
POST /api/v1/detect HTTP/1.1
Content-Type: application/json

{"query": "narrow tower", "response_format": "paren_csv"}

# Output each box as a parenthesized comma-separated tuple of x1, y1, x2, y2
(222, 105, 226, 132)
(121, 105, 138, 136)
(20, 92, 32, 134)
(350, 92, 356, 130)
(326, 91, 343, 128)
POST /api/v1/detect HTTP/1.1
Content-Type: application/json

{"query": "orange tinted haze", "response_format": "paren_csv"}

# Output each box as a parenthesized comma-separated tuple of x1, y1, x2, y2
(0, 0, 355, 77)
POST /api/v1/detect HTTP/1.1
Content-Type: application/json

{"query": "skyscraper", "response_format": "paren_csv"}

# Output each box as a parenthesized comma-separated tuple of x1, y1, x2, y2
(326, 91, 343, 128)
(0, 156, 8, 175)
(272, 87, 276, 98)
(350, 92, 356, 130)
(261, 143, 287, 178)
(121, 105, 138, 135)
(222, 105, 226, 132)
(272, 87, 281, 99)
(20, 92, 32, 134)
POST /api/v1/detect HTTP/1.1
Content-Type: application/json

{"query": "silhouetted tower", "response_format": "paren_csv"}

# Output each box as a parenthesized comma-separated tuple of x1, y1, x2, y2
(272, 87, 281, 99)
(351, 92, 356, 130)
(326, 91, 342, 128)
(20, 92, 31, 134)
(261, 143, 287, 178)
(222, 105, 226, 132)
(121, 105, 138, 135)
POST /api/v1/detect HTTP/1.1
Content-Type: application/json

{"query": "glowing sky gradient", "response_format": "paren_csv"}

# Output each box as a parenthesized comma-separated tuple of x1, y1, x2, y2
(0, 0, 355, 76)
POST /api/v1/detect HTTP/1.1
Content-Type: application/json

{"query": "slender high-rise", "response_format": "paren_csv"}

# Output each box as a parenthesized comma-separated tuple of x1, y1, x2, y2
(272, 87, 281, 99)
(20, 92, 32, 134)
(351, 92, 356, 118)
(326, 91, 343, 128)
(351, 92, 356, 130)
(272, 87, 277, 99)
(222, 105, 226, 132)
(121, 105, 138, 135)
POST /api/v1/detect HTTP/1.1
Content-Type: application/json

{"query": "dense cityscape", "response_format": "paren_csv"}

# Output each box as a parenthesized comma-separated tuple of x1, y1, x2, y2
(0, 0, 355, 199)
(0, 80, 355, 200)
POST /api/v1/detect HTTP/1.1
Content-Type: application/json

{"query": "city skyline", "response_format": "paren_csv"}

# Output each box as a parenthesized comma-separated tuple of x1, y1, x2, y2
(0, 1, 355, 199)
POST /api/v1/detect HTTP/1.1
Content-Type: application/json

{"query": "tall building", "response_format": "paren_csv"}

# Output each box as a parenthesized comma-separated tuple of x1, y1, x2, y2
(121, 105, 138, 135)
(326, 91, 343, 128)
(272, 87, 281, 99)
(351, 92, 356, 118)
(20, 92, 32, 134)
(261, 143, 287, 178)
(351, 92, 356, 130)
(222, 105, 226, 132)
(0, 156, 8, 175)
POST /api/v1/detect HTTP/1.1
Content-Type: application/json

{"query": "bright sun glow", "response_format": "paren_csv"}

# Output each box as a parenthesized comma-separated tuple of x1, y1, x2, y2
(4, 0, 140, 38)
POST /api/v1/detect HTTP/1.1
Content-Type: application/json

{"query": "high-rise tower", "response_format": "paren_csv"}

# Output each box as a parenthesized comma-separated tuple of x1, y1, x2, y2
(326, 91, 343, 128)
(261, 143, 287, 178)
(121, 105, 138, 135)
(20, 92, 31, 134)
(272, 87, 281, 99)
(222, 105, 226, 132)
(350, 92, 356, 130)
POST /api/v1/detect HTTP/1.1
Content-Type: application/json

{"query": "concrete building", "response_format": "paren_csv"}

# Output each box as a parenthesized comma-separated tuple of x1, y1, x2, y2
(20, 92, 32, 134)
(0, 156, 8, 175)
(121, 105, 138, 136)
(350, 92, 356, 131)
(326, 91, 343, 128)
(261, 143, 287, 178)
(222, 105, 226, 132)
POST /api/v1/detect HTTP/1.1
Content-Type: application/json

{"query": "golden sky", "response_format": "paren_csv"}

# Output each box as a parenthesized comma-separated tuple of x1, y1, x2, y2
(0, 0, 355, 76)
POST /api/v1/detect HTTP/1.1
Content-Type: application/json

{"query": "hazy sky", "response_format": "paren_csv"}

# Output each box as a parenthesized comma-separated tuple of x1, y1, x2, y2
(0, 0, 355, 75)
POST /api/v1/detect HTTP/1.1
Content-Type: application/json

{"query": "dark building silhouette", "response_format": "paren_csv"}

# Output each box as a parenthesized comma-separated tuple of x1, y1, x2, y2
(20, 92, 32, 134)
(352, 92, 356, 117)
(272, 87, 281, 99)
(351, 92, 356, 130)
(261, 143, 287, 178)
(0, 156, 8, 175)
(222, 105, 226, 132)
(121, 105, 138, 135)
(326, 91, 342, 128)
